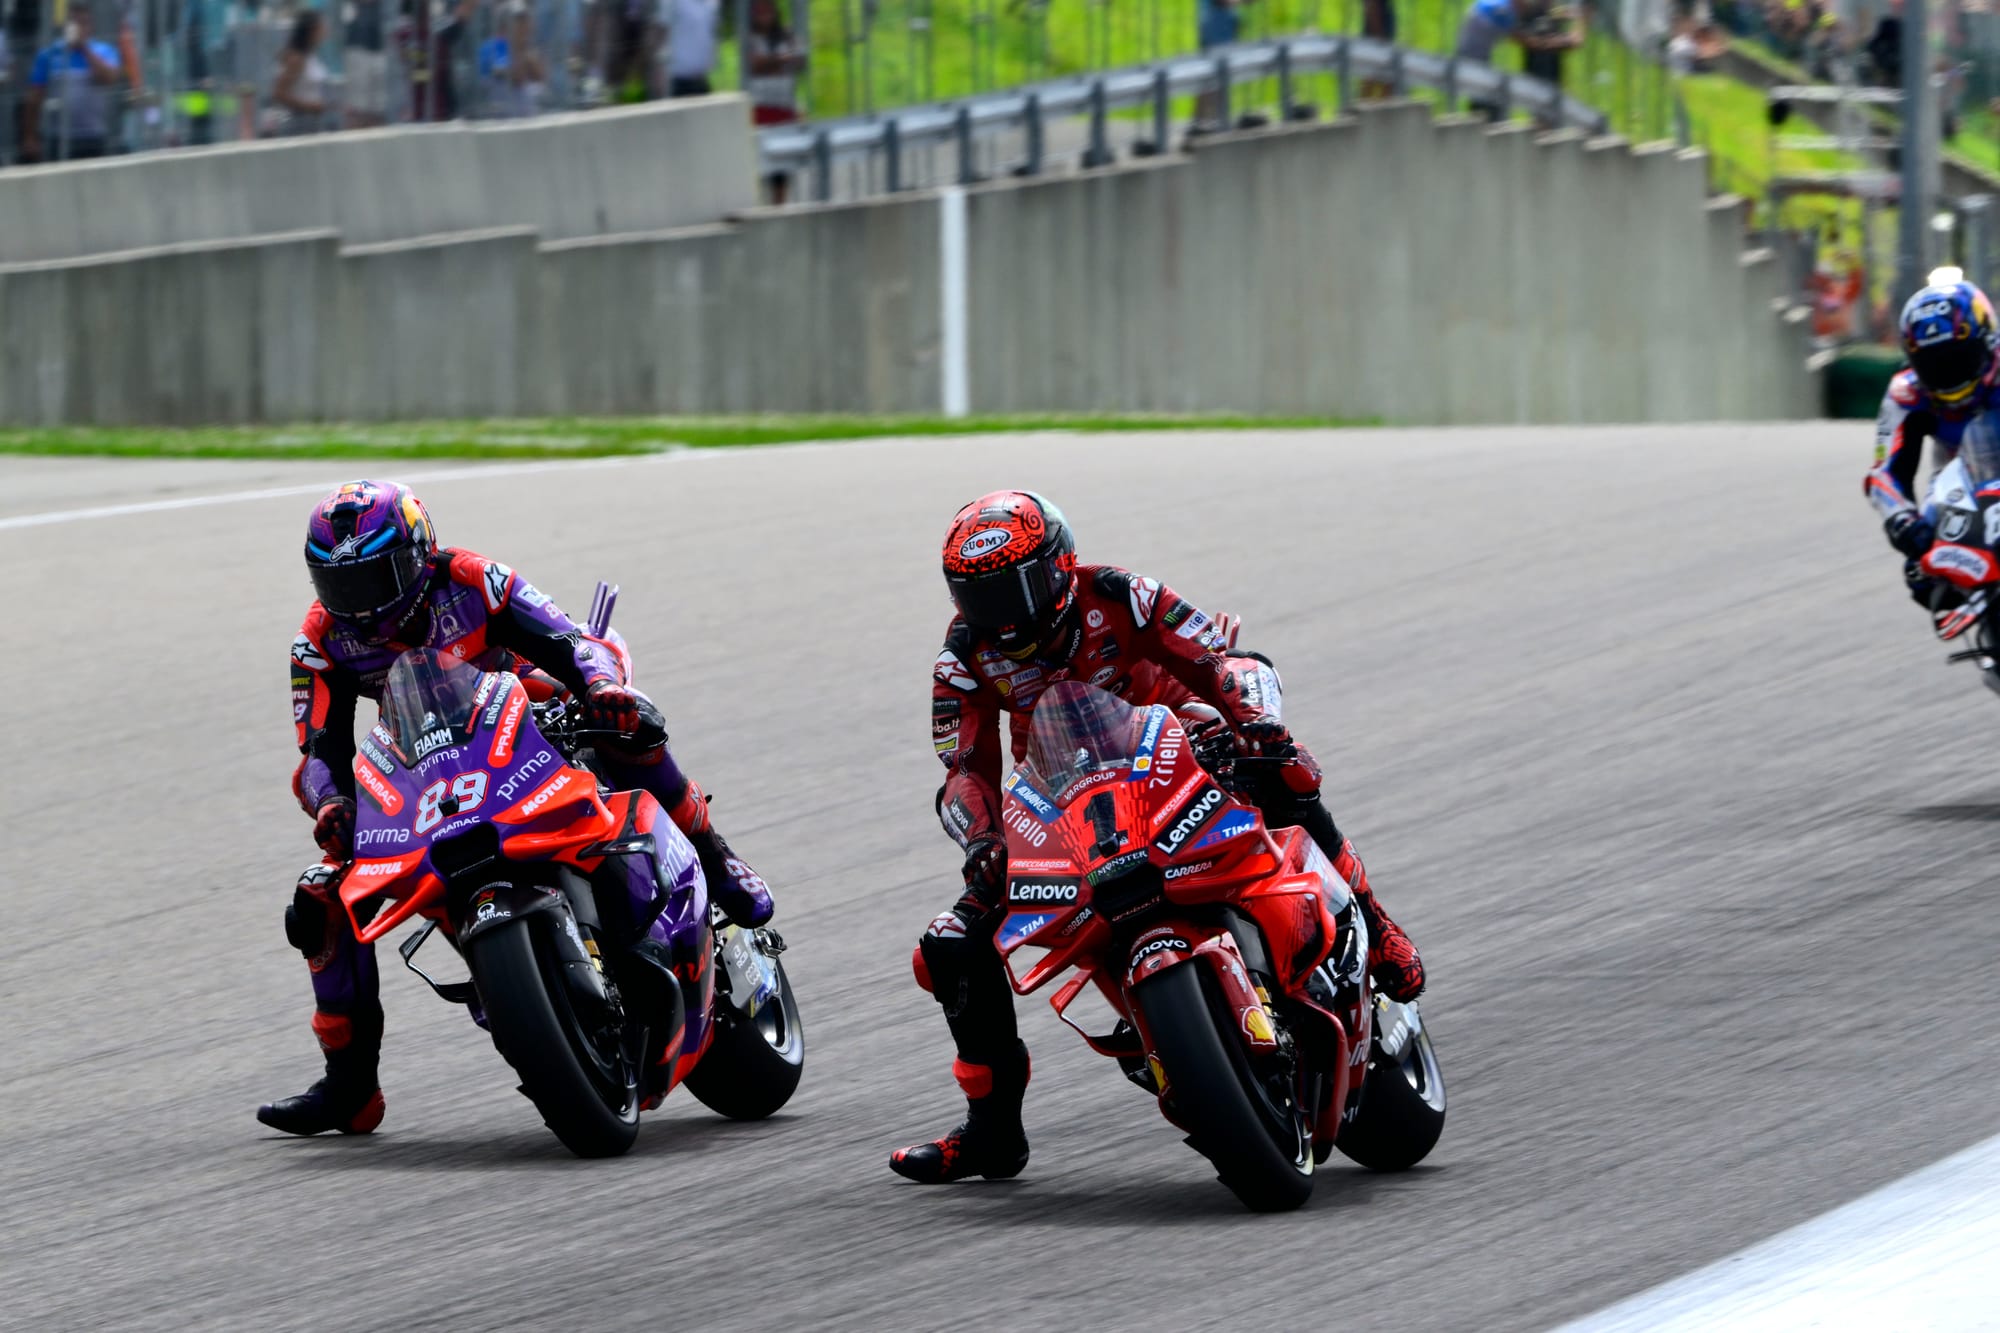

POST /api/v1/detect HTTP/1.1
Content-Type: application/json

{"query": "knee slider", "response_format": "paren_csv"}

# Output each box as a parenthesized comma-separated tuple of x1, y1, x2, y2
(285, 886, 330, 959)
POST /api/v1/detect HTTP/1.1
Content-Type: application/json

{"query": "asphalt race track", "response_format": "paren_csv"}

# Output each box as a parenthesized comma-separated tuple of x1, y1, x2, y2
(7, 426, 2000, 1331)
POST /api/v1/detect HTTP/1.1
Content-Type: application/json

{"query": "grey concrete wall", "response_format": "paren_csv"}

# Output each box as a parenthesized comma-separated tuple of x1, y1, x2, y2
(0, 101, 1816, 425)
(963, 103, 1818, 422)
(0, 97, 757, 265)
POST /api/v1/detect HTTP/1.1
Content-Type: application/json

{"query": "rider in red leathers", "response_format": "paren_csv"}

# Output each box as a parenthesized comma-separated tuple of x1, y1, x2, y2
(889, 490, 1425, 1184)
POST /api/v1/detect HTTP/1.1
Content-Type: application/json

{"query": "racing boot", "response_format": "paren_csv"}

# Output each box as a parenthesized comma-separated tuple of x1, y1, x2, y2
(256, 1010, 385, 1136)
(889, 1041, 1031, 1183)
(666, 778, 774, 926)
(1331, 838, 1425, 1003)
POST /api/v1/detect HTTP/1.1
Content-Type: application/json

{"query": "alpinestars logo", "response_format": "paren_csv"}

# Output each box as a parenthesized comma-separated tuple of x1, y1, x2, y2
(1128, 577, 1161, 628)
(1153, 785, 1225, 857)
(482, 561, 515, 613)
(935, 649, 979, 693)
(291, 632, 329, 672)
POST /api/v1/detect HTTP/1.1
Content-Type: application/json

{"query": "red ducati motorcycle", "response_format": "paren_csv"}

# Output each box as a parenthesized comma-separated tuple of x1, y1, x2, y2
(995, 681, 1446, 1211)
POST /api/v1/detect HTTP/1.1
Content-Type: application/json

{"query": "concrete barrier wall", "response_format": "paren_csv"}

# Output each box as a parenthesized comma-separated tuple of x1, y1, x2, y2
(0, 101, 1817, 425)
(963, 104, 1818, 422)
(0, 97, 757, 265)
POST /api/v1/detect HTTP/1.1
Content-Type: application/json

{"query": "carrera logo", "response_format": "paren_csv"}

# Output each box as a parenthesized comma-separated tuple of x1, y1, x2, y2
(518, 771, 575, 817)
(1008, 877, 1080, 905)
(354, 761, 404, 815)
(488, 690, 528, 766)
(958, 529, 1012, 561)
(1153, 786, 1225, 857)
(1164, 858, 1216, 880)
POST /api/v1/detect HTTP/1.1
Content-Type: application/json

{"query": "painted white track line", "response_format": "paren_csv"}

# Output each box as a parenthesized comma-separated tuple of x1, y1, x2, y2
(1558, 1133, 2000, 1331)
(0, 454, 666, 532)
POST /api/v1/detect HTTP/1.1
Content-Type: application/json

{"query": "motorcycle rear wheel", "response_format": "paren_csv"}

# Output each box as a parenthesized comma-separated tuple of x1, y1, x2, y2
(468, 915, 640, 1158)
(685, 953, 805, 1121)
(1137, 963, 1314, 1212)
(1335, 996, 1446, 1172)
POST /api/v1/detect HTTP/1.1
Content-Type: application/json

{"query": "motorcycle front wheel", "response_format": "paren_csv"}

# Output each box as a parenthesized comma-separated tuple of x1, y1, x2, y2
(1334, 995, 1446, 1172)
(1136, 962, 1314, 1213)
(468, 914, 640, 1158)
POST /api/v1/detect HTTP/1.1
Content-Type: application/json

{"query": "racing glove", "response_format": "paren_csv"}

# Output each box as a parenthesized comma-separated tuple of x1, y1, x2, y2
(584, 680, 668, 750)
(1886, 509, 1937, 558)
(312, 798, 355, 861)
(959, 836, 1008, 914)
(1239, 719, 1325, 796)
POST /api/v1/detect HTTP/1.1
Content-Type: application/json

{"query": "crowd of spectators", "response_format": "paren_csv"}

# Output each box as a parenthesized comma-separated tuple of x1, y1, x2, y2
(0, 0, 804, 165)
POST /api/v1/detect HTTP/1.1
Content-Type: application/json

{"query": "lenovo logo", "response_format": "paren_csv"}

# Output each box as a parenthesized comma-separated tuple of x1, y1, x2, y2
(1153, 786, 1224, 857)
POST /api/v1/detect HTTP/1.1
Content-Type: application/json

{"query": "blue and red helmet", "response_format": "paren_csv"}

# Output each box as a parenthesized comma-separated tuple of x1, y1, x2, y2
(1900, 269, 1999, 410)
(304, 480, 436, 637)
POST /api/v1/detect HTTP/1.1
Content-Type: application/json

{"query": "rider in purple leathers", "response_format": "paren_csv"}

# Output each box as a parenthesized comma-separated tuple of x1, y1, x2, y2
(1865, 272, 2000, 610)
(258, 479, 774, 1136)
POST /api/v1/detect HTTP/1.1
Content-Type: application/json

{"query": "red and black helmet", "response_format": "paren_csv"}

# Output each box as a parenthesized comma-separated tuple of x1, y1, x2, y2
(942, 490, 1077, 655)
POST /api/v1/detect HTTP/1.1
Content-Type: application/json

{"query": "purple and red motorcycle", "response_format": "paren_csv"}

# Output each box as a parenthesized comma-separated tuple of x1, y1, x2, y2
(339, 585, 803, 1157)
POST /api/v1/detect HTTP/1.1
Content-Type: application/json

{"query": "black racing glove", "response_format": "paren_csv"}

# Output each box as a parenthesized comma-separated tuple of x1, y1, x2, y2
(959, 836, 1008, 913)
(1886, 510, 1936, 558)
(312, 798, 355, 861)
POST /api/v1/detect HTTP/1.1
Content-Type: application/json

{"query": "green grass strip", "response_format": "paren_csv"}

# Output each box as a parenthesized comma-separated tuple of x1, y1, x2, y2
(0, 414, 1375, 461)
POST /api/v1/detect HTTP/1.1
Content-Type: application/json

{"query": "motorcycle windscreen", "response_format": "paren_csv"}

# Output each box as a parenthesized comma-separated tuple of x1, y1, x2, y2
(380, 647, 486, 765)
(1961, 414, 2000, 490)
(1017, 679, 1146, 801)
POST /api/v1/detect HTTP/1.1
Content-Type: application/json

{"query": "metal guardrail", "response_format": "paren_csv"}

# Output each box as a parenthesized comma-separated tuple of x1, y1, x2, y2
(759, 33, 1613, 201)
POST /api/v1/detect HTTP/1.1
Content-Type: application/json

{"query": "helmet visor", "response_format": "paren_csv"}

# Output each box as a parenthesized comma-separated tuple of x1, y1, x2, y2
(309, 544, 428, 622)
(1913, 338, 1989, 404)
(947, 555, 1063, 633)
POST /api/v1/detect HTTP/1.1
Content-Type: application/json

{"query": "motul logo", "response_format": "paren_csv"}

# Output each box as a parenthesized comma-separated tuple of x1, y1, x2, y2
(1153, 786, 1224, 857)
(351, 859, 403, 879)
(519, 771, 574, 817)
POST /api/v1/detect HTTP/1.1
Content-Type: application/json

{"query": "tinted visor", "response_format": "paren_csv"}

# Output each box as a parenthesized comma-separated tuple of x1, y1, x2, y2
(947, 555, 1064, 633)
(308, 543, 428, 621)
(1912, 338, 1989, 403)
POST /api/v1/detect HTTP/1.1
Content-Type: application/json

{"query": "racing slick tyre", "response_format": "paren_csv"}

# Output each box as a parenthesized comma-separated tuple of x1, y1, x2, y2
(468, 914, 641, 1158)
(1136, 962, 1314, 1212)
(1335, 996, 1446, 1172)
(685, 954, 806, 1121)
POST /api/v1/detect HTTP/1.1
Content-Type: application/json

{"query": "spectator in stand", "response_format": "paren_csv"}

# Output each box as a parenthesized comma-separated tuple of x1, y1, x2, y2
(746, 0, 804, 199)
(1520, 0, 1583, 126)
(262, 10, 331, 136)
(663, 0, 718, 96)
(1359, 0, 1396, 99)
(407, 0, 478, 119)
(1666, 12, 1728, 74)
(1193, 0, 1254, 130)
(1865, 0, 1901, 87)
(1456, 0, 1574, 122)
(480, 0, 547, 117)
(23, 5, 122, 161)
(344, 0, 390, 128)
(1804, 8, 1844, 82)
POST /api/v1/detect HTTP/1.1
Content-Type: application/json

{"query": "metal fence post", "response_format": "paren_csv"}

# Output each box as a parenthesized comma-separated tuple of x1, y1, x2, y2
(813, 129, 833, 202)
(956, 104, 977, 184)
(1443, 56, 1458, 112)
(1277, 42, 1294, 120)
(884, 117, 902, 192)
(1335, 36, 1351, 113)
(1389, 46, 1405, 98)
(1083, 78, 1112, 167)
(1964, 195, 1996, 293)
(1154, 65, 1170, 150)
(1022, 91, 1044, 176)
(1217, 54, 1231, 128)
(1497, 72, 1512, 121)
